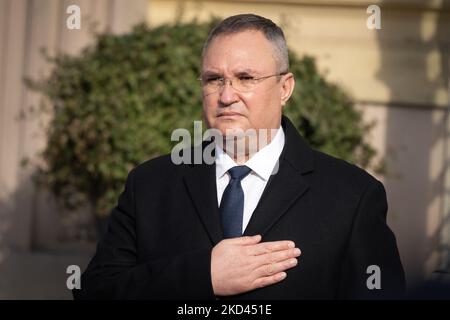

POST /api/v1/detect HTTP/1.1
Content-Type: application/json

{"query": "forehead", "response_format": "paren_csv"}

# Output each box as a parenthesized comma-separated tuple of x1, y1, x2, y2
(202, 30, 277, 73)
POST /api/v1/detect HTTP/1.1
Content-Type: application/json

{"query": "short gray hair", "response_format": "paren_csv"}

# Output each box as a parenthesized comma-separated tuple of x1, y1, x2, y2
(202, 14, 289, 73)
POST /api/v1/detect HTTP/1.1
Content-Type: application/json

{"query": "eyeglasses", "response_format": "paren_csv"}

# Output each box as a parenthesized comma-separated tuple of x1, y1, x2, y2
(199, 72, 287, 94)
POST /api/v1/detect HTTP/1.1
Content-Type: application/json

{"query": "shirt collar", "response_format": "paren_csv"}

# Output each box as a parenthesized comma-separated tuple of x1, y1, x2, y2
(215, 126, 285, 181)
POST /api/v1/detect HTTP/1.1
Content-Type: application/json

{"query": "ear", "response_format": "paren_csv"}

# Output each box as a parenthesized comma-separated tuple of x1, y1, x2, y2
(280, 73, 295, 107)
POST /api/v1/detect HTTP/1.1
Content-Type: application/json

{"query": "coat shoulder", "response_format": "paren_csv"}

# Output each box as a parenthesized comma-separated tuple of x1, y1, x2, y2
(312, 149, 382, 191)
(129, 153, 183, 184)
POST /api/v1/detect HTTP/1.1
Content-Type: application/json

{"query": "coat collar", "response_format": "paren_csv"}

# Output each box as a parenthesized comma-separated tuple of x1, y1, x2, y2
(279, 115, 314, 175)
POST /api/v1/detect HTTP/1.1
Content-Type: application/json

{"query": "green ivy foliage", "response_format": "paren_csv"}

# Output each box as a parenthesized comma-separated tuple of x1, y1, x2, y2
(27, 21, 375, 218)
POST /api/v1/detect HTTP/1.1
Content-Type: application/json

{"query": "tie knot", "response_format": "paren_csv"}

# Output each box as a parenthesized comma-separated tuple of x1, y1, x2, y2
(228, 166, 252, 181)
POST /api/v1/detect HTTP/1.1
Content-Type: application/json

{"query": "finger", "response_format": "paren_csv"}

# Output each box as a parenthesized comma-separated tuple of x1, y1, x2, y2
(253, 257, 298, 279)
(255, 247, 301, 266)
(247, 240, 295, 256)
(252, 272, 287, 289)
(229, 234, 262, 245)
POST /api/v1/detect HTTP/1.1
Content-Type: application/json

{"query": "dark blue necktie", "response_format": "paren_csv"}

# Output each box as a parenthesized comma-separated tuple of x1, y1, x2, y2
(220, 165, 252, 238)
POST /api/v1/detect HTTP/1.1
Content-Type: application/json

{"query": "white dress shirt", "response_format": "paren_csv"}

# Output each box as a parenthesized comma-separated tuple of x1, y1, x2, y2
(215, 127, 286, 233)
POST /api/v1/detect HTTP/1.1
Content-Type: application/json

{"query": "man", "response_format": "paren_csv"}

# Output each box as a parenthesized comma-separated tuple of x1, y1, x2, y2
(74, 14, 405, 299)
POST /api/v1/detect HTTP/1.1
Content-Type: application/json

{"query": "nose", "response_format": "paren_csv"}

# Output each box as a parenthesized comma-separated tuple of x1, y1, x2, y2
(219, 79, 239, 106)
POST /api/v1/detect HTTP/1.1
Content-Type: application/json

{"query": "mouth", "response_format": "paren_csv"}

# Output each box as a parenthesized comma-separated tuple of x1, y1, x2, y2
(217, 112, 244, 118)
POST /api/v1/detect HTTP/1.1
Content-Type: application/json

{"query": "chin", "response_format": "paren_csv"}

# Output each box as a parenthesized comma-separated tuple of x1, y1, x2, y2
(218, 114, 245, 124)
(215, 122, 248, 137)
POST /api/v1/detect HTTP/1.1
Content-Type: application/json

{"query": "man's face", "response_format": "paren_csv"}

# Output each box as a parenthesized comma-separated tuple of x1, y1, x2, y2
(201, 30, 294, 137)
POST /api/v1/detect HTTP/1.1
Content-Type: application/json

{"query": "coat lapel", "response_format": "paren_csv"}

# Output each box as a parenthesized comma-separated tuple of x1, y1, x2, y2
(243, 116, 315, 237)
(243, 159, 309, 236)
(183, 151, 223, 245)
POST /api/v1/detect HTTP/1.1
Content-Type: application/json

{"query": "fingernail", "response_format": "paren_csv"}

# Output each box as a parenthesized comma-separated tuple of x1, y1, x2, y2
(279, 272, 287, 279)
(290, 258, 297, 266)
(288, 242, 295, 248)
(294, 248, 301, 255)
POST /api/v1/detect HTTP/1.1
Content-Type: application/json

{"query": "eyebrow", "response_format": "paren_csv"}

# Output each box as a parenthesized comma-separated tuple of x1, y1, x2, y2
(236, 68, 260, 75)
(202, 68, 260, 77)
(235, 69, 260, 77)
(201, 71, 221, 77)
